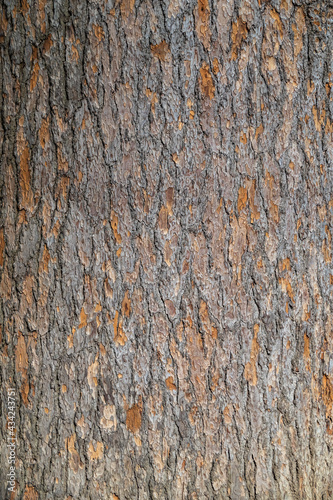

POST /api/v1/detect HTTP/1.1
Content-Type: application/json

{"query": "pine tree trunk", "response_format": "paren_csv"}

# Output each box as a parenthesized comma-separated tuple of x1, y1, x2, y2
(1, 0, 333, 498)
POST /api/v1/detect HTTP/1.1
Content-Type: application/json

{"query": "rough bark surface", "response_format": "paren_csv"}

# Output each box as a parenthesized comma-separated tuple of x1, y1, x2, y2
(1, 0, 333, 498)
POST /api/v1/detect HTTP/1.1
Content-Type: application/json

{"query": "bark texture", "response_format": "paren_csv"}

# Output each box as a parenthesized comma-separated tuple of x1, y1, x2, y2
(1, 0, 333, 498)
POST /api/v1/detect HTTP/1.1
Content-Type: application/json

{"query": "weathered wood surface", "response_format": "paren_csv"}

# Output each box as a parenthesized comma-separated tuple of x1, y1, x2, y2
(1, 0, 333, 498)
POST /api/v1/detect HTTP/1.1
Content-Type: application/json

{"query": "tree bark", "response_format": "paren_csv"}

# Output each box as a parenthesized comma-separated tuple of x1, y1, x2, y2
(1, 0, 333, 498)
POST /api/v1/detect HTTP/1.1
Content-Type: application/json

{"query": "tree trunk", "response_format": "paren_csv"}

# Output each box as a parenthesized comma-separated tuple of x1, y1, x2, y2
(1, 0, 333, 498)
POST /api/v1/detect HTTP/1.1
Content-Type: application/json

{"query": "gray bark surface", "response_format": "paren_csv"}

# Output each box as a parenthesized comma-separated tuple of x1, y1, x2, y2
(1, 0, 333, 498)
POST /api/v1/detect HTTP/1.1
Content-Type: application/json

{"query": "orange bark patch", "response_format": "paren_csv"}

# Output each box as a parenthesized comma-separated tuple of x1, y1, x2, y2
(212, 326, 218, 340)
(303, 334, 311, 372)
(166, 187, 174, 215)
(40, 245, 50, 273)
(94, 302, 102, 313)
(196, 0, 211, 48)
(87, 355, 99, 394)
(286, 280, 294, 303)
(15, 332, 29, 406)
(0, 8, 8, 35)
(322, 375, 333, 418)
(158, 206, 168, 234)
(199, 62, 215, 99)
(240, 131, 247, 144)
(38, 0, 47, 33)
(231, 18, 248, 60)
(164, 240, 172, 266)
(281, 257, 290, 271)
(198, 0, 210, 24)
(66, 435, 83, 473)
(189, 405, 198, 426)
(120, 0, 135, 18)
(165, 299, 176, 318)
(302, 307, 310, 322)
(54, 107, 66, 133)
(237, 186, 248, 212)
(88, 441, 104, 460)
(223, 405, 232, 424)
(199, 299, 216, 339)
(270, 9, 283, 37)
(126, 401, 142, 433)
(104, 278, 113, 299)
(71, 45, 79, 63)
(30, 61, 40, 91)
(151, 40, 170, 62)
(121, 290, 131, 317)
(21, 0, 29, 15)
(279, 277, 295, 303)
(114, 311, 127, 346)
(244, 324, 260, 386)
(166, 376, 177, 391)
(146, 89, 158, 115)
(292, 8, 306, 57)
(111, 211, 122, 244)
(39, 116, 50, 149)
(78, 307, 87, 329)
(255, 123, 264, 140)
(312, 105, 326, 133)
(93, 24, 105, 41)
(322, 225, 332, 263)
(248, 180, 260, 222)
(56, 176, 70, 205)
(67, 333, 74, 349)
(23, 485, 38, 500)
(212, 58, 219, 75)
(43, 34, 53, 53)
